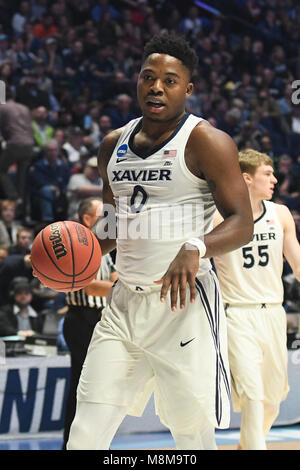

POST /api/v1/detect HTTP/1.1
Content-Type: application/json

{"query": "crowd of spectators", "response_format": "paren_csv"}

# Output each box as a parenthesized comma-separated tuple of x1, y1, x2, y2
(0, 0, 300, 342)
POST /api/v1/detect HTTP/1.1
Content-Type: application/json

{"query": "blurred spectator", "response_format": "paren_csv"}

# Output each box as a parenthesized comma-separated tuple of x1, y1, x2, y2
(105, 70, 134, 101)
(71, 99, 89, 128)
(233, 35, 253, 74)
(53, 128, 66, 150)
(62, 126, 89, 170)
(16, 70, 50, 109)
(270, 45, 288, 78)
(23, 22, 43, 54)
(0, 277, 43, 338)
(275, 154, 300, 211)
(257, 8, 282, 40)
(87, 45, 115, 100)
(33, 13, 58, 39)
(234, 120, 261, 151)
(179, 5, 202, 39)
(83, 102, 101, 148)
(0, 254, 33, 306)
(260, 67, 284, 100)
(91, 0, 121, 22)
(218, 107, 242, 137)
(277, 83, 293, 134)
(105, 93, 137, 129)
(41, 36, 64, 81)
(0, 89, 34, 217)
(31, 0, 48, 22)
(0, 200, 22, 249)
(56, 108, 73, 129)
(248, 39, 269, 75)
(0, 246, 8, 264)
(259, 132, 276, 160)
(11, 1, 31, 35)
(9, 37, 36, 78)
(31, 106, 55, 149)
(28, 139, 70, 221)
(0, 34, 11, 62)
(67, 156, 103, 220)
(97, 9, 122, 45)
(8, 226, 33, 256)
(79, 29, 99, 57)
(250, 87, 281, 126)
(63, 40, 91, 98)
(30, 277, 67, 317)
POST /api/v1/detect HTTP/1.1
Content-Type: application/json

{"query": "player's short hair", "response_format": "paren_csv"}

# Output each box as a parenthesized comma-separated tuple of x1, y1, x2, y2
(238, 149, 273, 175)
(143, 32, 198, 78)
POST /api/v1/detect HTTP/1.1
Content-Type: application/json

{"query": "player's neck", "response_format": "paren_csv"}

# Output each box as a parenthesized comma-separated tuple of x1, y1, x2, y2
(250, 195, 264, 220)
(141, 112, 185, 139)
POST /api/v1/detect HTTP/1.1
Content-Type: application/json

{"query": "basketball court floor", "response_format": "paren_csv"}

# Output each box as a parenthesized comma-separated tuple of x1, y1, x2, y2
(0, 425, 300, 450)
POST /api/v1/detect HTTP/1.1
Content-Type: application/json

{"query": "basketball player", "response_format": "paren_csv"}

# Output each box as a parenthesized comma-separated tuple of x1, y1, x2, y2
(213, 149, 300, 450)
(67, 33, 253, 450)
(62, 197, 117, 449)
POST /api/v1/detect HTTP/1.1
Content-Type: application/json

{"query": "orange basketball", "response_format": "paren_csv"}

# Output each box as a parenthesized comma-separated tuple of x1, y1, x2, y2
(30, 221, 102, 292)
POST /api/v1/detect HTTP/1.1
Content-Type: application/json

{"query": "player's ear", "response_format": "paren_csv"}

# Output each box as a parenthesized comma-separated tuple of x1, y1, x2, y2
(186, 82, 193, 98)
(242, 172, 252, 186)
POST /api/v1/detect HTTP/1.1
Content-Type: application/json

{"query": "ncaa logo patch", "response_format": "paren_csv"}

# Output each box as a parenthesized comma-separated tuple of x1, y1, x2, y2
(117, 144, 128, 158)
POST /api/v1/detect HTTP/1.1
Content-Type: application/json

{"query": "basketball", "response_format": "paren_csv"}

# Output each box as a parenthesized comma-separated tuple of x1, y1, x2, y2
(30, 221, 102, 292)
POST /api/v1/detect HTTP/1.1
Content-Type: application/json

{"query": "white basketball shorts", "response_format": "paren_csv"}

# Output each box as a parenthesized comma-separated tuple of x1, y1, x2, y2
(76, 270, 231, 431)
(225, 303, 289, 411)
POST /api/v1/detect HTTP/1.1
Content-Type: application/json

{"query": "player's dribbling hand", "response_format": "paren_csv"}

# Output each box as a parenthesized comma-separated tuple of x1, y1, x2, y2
(154, 244, 199, 311)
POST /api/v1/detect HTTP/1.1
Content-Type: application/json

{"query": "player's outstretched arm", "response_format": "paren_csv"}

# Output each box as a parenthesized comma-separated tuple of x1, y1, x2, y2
(91, 128, 123, 255)
(156, 122, 253, 311)
(276, 204, 300, 282)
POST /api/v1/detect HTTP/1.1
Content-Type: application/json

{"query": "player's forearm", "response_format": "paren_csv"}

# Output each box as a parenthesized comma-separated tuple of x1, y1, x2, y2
(203, 214, 253, 258)
(91, 215, 117, 255)
(84, 280, 114, 297)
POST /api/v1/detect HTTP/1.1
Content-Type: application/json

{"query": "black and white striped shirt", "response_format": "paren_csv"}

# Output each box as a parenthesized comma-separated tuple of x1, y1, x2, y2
(66, 254, 116, 309)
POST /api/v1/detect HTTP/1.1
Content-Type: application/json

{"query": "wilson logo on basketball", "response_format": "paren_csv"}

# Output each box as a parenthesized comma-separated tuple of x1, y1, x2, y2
(49, 223, 68, 260)
(74, 224, 88, 246)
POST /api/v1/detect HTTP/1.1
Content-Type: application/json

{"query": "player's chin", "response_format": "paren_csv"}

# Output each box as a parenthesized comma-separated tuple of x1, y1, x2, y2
(265, 191, 273, 200)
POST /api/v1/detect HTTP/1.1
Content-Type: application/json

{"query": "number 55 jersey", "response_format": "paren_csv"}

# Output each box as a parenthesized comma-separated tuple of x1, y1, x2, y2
(107, 113, 215, 290)
(214, 200, 284, 305)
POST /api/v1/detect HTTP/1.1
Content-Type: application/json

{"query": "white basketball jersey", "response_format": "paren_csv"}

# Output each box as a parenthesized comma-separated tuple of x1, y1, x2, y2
(107, 113, 216, 289)
(214, 201, 284, 304)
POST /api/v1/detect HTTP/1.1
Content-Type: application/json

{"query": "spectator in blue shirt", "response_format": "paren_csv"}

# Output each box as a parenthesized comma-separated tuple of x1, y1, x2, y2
(28, 139, 70, 222)
(91, 0, 120, 23)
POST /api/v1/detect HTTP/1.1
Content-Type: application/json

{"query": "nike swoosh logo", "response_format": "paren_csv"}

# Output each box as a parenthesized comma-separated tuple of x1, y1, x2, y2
(180, 338, 196, 347)
(116, 158, 127, 163)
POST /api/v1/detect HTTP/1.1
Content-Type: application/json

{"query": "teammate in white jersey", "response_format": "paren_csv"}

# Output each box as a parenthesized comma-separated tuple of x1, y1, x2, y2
(213, 149, 300, 450)
(67, 33, 253, 450)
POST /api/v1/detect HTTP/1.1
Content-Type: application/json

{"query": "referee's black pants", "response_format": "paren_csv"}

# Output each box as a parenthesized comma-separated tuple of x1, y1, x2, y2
(62, 305, 102, 450)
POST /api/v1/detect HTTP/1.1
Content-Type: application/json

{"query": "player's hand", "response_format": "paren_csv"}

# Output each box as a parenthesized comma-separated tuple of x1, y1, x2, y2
(154, 244, 199, 311)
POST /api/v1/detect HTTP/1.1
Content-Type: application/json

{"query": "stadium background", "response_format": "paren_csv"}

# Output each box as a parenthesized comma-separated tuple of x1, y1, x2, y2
(0, 0, 299, 451)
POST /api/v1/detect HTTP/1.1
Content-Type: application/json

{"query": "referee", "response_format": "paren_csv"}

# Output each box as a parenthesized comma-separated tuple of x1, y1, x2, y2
(62, 197, 118, 450)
